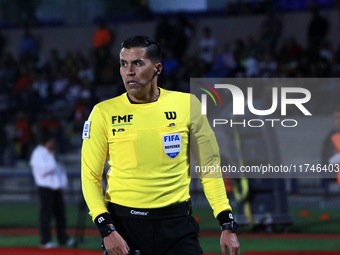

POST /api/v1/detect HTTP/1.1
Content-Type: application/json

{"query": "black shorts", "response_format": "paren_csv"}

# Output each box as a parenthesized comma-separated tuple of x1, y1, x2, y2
(105, 201, 203, 255)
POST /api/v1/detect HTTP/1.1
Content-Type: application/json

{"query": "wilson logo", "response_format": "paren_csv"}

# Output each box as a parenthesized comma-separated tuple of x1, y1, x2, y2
(164, 111, 177, 120)
(97, 216, 105, 224)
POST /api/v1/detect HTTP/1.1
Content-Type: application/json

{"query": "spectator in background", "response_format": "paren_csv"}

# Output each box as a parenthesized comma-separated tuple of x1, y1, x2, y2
(155, 15, 173, 50)
(97, 55, 120, 85)
(65, 77, 82, 104)
(30, 130, 73, 249)
(92, 46, 114, 85)
(279, 37, 303, 61)
(32, 70, 50, 104)
(93, 21, 113, 57)
(1, 53, 18, 91)
(243, 52, 259, 77)
(73, 98, 87, 132)
(51, 69, 69, 99)
(321, 107, 340, 193)
(64, 51, 78, 77)
(258, 53, 278, 77)
(18, 30, 38, 63)
(37, 111, 64, 153)
(161, 49, 180, 80)
(77, 60, 95, 83)
(44, 49, 63, 75)
(0, 29, 7, 59)
(199, 27, 217, 70)
(220, 44, 237, 72)
(233, 39, 246, 63)
(15, 64, 33, 93)
(307, 7, 329, 54)
(0, 117, 6, 165)
(319, 41, 333, 63)
(207, 44, 236, 78)
(246, 36, 264, 56)
(14, 110, 32, 160)
(38, 112, 61, 137)
(260, 12, 282, 53)
(171, 14, 195, 61)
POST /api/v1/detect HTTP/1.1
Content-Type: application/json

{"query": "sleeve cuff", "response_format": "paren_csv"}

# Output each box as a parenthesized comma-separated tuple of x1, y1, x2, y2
(94, 212, 114, 230)
(216, 210, 234, 226)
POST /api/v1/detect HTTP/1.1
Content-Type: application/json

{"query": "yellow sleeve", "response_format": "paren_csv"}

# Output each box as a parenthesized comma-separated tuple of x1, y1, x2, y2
(81, 105, 109, 221)
(190, 95, 232, 217)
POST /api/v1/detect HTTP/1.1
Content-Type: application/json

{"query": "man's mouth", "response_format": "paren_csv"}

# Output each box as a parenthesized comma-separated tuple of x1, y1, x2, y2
(127, 81, 137, 85)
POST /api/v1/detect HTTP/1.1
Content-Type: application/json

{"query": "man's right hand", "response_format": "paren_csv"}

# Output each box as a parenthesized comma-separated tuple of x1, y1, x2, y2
(104, 231, 130, 255)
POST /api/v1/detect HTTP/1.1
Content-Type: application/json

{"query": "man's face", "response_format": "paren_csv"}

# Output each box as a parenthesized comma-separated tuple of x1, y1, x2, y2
(334, 111, 340, 129)
(120, 47, 156, 97)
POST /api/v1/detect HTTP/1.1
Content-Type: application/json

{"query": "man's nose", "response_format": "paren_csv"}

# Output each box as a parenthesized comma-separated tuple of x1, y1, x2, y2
(127, 66, 135, 76)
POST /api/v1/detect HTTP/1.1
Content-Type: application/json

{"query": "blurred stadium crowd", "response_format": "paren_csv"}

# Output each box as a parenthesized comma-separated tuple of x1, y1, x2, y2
(0, 3, 339, 166)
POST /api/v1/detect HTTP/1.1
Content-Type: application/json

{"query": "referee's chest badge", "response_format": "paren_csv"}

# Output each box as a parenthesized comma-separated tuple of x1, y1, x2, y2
(163, 133, 181, 158)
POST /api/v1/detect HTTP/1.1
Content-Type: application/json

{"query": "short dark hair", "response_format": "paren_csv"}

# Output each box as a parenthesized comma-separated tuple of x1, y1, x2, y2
(121, 36, 162, 63)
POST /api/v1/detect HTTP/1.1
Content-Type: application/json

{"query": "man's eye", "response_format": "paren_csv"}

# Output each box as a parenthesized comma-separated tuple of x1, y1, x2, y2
(135, 62, 141, 66)
(121, 62, 127, 67)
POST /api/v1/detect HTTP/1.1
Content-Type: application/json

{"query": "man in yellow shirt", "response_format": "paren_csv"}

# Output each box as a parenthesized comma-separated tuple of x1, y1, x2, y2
(81, 36, 240, 255)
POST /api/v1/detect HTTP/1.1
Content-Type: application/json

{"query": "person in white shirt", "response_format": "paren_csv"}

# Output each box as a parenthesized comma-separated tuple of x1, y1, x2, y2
(30, 131, 71, 249)
(199, 27, 217, 66)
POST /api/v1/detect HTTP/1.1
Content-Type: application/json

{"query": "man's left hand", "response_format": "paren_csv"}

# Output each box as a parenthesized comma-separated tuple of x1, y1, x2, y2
(220, 230, 240, 255)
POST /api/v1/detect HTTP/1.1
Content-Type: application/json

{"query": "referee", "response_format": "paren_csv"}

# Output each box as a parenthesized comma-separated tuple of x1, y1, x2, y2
(81, 36, 240, 255)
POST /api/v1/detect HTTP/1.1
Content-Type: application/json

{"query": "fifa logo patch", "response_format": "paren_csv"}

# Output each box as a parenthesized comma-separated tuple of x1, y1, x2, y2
(162, 133, 181, 158)
(82, 120, 91, 139)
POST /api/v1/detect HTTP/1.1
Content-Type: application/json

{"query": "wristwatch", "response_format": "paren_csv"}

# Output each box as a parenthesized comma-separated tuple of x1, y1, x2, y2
(100, 224, 116, 238)
(221, 221, 238, 233)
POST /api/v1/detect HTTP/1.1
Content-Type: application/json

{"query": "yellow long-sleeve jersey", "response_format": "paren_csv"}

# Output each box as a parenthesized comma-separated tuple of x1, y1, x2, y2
(81, 88, 231, 222)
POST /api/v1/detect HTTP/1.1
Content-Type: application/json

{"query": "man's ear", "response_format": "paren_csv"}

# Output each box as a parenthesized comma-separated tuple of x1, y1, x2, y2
(155, 63, 162, 74)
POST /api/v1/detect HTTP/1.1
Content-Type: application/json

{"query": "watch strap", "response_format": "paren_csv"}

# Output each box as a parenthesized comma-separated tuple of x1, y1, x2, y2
(100, 224, 116, 238)
(221, 221, 238, 233)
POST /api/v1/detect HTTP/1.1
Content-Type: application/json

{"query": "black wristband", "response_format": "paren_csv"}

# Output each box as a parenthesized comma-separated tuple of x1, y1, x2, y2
(95, 213, 114, 230)
(217, 210, 234, 226)
(100, 224, 116, 238)
(221, 221, 238, 233)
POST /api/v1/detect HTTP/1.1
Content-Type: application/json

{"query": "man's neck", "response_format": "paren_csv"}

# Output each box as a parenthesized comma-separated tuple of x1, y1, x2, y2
(128, 88, 160, 104)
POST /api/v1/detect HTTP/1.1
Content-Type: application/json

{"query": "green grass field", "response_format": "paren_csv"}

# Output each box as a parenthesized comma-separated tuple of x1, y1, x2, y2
(1, 204, 340, 254)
